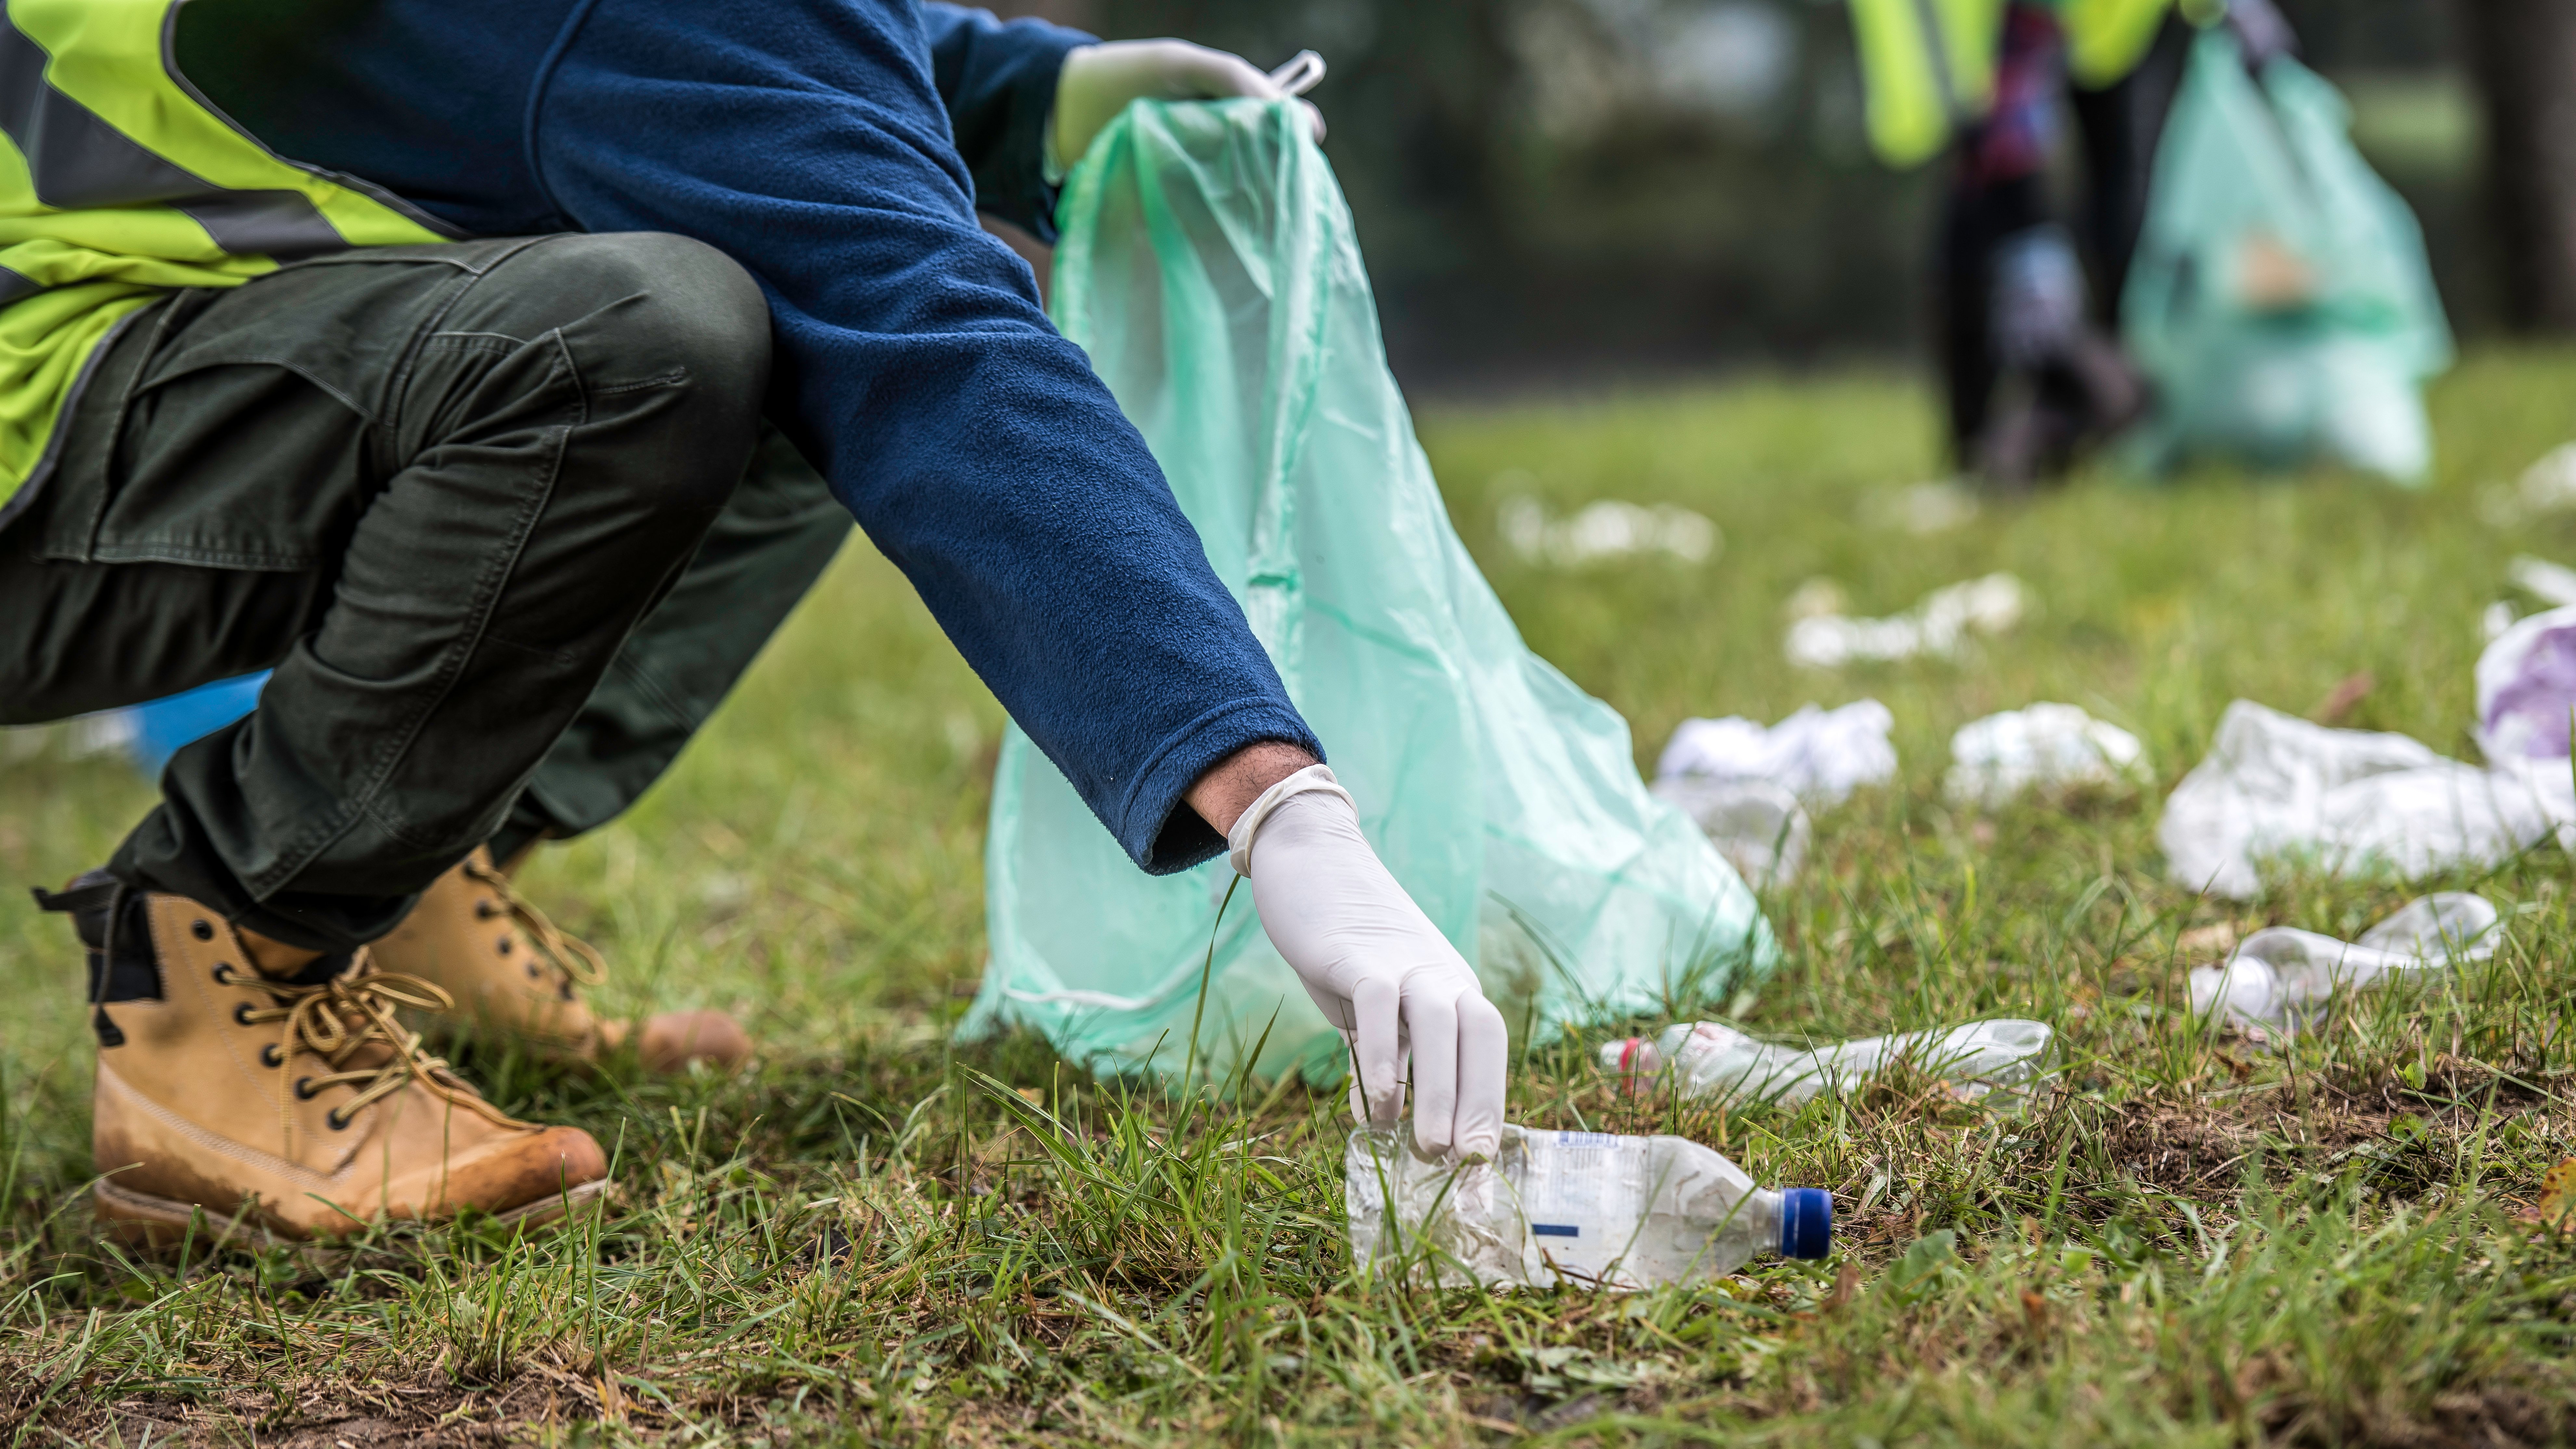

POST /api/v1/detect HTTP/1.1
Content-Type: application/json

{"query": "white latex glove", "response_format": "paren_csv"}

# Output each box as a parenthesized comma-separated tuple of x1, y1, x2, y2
(1051, 40, 1327, 177)
(1230, 765, 1507, 1162)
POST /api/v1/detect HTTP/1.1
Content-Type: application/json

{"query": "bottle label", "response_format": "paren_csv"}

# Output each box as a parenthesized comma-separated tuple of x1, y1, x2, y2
(1510, 1133, 1651, 1282)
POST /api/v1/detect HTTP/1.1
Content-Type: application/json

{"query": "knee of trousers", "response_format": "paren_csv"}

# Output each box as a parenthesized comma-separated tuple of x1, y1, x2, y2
(477, 232, 774, 518)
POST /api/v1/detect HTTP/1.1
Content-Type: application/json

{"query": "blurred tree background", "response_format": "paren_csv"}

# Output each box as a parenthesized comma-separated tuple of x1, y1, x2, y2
(998, 0, 2503, 388)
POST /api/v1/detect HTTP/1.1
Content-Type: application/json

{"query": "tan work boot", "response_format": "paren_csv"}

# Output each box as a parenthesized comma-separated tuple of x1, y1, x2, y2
(373, 848, 750, 1074)
(37, 875, 609, 1245)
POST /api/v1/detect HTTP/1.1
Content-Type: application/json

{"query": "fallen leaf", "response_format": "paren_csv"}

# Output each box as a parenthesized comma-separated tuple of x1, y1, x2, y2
(2536, 1157, 2576, 1230)
(2311, 670, 2375, 725)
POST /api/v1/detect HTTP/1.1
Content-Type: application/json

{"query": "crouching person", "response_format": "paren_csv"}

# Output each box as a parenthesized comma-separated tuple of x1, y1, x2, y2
(0, 0, 1504, 1242)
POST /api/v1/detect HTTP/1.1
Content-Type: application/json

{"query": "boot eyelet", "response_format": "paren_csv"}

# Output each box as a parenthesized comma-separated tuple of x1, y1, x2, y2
(294, 1077, 318, 1101)
(526, 963, 542, 980)
(212, 965, 234, 985)
(260, 1043, 283, 1067)
(497, 937, 513, 956)
(325, 1109, 351, 1131)
(475, 901, 499, 920)
(232, 1003, 255, 1026)
(191, 919, 215, 941)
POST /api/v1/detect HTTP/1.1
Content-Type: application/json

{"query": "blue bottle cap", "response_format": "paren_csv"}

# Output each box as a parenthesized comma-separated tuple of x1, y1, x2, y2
(1779, 1188, 1833, 1260)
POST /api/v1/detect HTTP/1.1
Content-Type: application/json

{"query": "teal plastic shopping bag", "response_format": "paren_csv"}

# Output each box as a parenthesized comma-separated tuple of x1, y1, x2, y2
(2122, 30, 2452, 482)
(964, 100, 1775, 1086)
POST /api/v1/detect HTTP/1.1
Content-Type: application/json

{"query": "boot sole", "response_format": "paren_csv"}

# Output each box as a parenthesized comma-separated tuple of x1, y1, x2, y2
(94, 1175, 613, 1251)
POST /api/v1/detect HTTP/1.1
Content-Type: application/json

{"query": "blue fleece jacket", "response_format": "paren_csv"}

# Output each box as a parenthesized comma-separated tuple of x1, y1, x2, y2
(172, 0, 1319, 872)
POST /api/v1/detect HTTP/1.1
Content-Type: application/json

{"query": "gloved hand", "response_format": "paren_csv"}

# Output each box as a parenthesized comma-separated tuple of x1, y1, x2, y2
(1230, 765, 1507, 1162)
(1052, 40, 1327, 177)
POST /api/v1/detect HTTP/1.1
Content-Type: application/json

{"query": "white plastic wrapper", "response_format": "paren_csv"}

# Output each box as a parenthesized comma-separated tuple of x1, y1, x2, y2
(1344, 1124, 1824, 1290)
(2157, 700, 2574, 898)
(1600, 1018, 2056, 1108)
(2189, 893, 2500, 1033)
(1945, 703, 2146, 805)
(2477, 602, 2576, 764)
(1655, 700, 1897, 806)
(1498, 497, 1719, 568)
(1785, 574, 2026, 669)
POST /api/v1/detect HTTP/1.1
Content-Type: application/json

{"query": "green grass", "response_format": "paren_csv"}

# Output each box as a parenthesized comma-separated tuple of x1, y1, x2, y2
(10, 351, 2576, 1444)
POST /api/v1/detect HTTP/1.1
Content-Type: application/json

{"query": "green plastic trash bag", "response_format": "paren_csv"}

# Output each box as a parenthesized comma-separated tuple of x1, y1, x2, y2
(964, 99, 1775, 1087)
(2121, 30, 2452, 483)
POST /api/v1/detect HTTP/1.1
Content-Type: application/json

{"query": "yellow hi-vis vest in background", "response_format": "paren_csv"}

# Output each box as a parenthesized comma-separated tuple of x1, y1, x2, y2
(0, 0, 447, 516)
(1848, 0, 2009, 170)
(1849, 0, 2217, 169)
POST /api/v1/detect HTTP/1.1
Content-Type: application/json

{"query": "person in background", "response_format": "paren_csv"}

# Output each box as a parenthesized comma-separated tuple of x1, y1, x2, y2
(2, 0, 1503, 1244)
(1848, 0, 2295, 486)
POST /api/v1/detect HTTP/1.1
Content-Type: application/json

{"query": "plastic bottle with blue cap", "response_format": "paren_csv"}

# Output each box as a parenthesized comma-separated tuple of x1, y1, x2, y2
(1346, 1124, 1831, 1289)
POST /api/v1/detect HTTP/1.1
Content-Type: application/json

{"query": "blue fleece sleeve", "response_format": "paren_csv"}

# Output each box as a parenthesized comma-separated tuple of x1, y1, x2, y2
(531, 0, 1318, 872)
(920, 3, 1090, 242)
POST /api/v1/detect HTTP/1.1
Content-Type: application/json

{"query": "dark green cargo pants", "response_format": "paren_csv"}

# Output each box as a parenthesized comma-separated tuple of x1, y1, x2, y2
(0, 234, 851, 951)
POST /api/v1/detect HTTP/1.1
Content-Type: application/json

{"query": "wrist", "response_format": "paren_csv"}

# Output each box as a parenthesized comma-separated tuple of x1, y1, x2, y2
(1186, 739, 1321, 836)
(1225, 763, 1352, 876)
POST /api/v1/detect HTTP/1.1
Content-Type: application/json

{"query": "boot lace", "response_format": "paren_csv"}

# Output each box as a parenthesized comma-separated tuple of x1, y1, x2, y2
(232, 956, 467, 1129)
(463, 855, 608, 993)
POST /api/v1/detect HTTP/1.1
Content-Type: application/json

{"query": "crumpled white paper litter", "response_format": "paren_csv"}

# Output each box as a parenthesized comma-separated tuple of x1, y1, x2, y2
(1785, 573, 2027, 669)
(2157, 700, 2574, 898)
(1946, 703, 2147, 805)
(1655, 700, 1897, 807)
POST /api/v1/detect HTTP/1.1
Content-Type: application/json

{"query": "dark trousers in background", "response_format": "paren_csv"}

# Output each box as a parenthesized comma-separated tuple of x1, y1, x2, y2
(1936, 11, 2191, 466)
(0, 234, 851, 952)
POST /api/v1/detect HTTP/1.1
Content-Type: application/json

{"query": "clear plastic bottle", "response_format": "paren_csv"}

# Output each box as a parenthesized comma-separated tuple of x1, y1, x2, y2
(1601, 1018, 2055, 1107)
(2189, 892, 2498, 1032)
(1344, 1124, 1832, 1289)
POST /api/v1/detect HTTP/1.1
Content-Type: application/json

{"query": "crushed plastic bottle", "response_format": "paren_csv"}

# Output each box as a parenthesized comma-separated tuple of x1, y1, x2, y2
(2189, 892, 2500, 1034)
(1344, 1124, 1831, 1290)
(1600, 1018, 2057, 1108)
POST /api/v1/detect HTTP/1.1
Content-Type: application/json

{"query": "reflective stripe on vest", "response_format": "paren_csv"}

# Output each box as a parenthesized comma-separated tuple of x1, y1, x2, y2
(0, 0, 451, 519)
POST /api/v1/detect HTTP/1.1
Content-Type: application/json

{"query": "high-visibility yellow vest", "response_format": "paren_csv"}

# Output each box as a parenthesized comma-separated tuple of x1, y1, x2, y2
(1849, 0, 2010, 170)
(2060, 0, 2220, 87)
(1850, 0, 2221, 169)
(0, 0, 445, 514)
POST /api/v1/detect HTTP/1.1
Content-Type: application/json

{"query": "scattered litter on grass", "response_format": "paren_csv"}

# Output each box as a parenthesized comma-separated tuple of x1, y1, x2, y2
(2189, 893, 2499, 1034)
(1652, 698, 1894, 884)
(1345, 1123, 1830, 1290)
(2168, 600, 2576, 896)
(1497, 496, 1719, 567)
(1655, 700, 1896, 807)
(1945, 703, 2146, 805)
(1866, 479, 1981, 535)
(2480, 443, 2576, 524)
(1785, 573, 2028, 668)
(2159, 700, 2574, 898)
(2508, 555, 2576, 608)
(2477, 602, 2576, 762)
(1599, 1018, 2056, 1108)
(1648, 776, 1810, 886)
